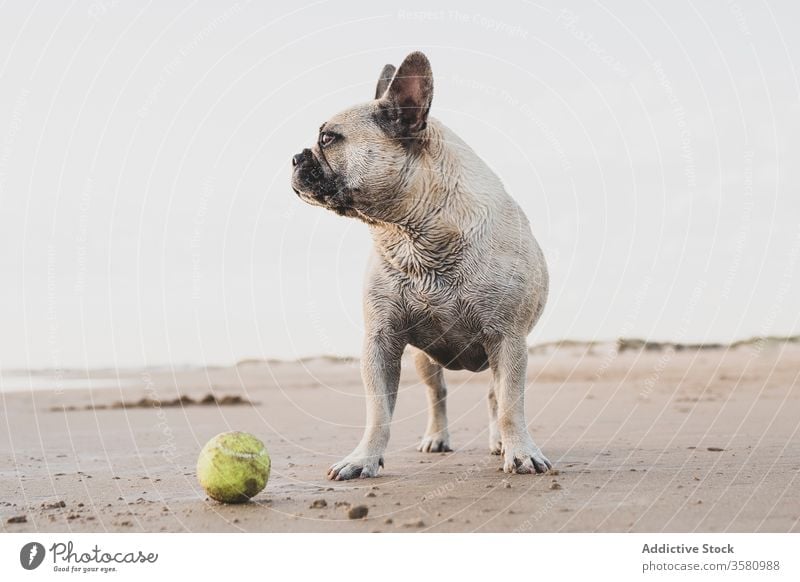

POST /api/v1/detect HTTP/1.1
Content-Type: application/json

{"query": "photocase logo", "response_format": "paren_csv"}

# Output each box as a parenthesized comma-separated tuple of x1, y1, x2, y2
(17, 540, 158, 573)
(20, 542, 46, 570)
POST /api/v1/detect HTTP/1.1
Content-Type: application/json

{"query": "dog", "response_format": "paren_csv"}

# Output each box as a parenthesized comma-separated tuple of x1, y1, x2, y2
(291, 51, 552, 480)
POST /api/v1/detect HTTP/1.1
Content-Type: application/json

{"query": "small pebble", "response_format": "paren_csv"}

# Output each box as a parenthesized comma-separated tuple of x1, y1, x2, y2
(348, 505, 369, 519)
(310, 499, 328, 509)
(550, 482, 562, 490)
(7, 515, 27, 524)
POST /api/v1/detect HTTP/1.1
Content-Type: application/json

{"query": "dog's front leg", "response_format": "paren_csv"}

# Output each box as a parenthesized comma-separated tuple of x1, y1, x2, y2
(327, 334, 404, 480)
(488, 335, 552, 474)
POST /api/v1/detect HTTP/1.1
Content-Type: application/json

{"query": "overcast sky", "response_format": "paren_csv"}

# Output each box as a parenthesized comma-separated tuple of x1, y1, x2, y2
(1, 0, 798, 369)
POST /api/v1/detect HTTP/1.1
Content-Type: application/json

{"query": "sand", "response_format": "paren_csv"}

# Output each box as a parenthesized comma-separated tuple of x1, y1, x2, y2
(1, 340, 799, 532)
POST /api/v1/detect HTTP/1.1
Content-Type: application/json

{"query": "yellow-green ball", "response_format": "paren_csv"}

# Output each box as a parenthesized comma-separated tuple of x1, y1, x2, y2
(197, 431, 270, 504)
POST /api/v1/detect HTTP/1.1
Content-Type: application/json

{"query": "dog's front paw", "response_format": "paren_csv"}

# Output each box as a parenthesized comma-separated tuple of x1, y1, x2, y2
(418, 430, 452, 453)
(327, 453, 384, 481)
(502, 436, 552, 474)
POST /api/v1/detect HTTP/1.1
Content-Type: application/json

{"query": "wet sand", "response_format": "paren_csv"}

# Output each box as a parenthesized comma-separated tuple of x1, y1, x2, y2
(2, 340, 799, 532)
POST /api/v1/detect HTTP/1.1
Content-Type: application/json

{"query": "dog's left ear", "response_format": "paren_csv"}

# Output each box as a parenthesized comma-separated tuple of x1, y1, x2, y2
(374, 64, 396, 99)
(377, 52, 433, 134)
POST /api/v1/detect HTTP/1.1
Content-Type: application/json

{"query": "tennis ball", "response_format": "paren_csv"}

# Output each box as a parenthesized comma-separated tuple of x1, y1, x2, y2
(197, 431, 270, 504)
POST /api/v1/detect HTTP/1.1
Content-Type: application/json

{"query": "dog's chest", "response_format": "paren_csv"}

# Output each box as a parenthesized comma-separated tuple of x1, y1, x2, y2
(400, 277, 488, 370)
(402, 275, 460, 317)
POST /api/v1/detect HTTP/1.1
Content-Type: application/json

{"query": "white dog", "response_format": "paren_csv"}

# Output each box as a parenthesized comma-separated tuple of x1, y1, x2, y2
(291, 51, 551, 480)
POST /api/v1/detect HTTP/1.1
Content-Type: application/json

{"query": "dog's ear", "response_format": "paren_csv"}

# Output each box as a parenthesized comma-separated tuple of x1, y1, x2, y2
(374, 64, 396, 99)
(377, 52, 433, 135)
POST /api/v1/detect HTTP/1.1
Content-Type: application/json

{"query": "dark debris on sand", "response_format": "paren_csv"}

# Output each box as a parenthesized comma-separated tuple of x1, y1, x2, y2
(51, 393, 254, 412)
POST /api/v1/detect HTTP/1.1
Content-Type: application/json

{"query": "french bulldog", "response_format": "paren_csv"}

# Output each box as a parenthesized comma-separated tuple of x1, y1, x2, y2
(291, 51, 552, 480)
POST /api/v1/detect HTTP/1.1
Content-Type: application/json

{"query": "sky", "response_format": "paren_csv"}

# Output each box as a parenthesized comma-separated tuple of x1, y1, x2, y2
(0, 0, 798, 369)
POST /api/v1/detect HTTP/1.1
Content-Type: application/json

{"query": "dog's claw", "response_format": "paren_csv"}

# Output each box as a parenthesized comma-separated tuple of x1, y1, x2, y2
(417, 431, 452, 453)
(327, 455, 384, 480)
(502, 439, 552, 475)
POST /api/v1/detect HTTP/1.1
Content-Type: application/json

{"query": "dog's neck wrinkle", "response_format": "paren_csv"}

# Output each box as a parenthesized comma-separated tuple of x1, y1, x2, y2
(370, 184, 479, 282)
(400, 127, 488, 228)
(368, 120, 492, 280)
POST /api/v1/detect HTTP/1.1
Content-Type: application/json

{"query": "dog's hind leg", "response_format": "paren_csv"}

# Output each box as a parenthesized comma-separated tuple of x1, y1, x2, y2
(487, 379, 502, 455)
(414, 350, 452, 453)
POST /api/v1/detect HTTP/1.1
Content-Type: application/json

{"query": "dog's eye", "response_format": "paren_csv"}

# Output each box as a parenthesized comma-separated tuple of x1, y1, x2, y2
(319, 131, 337, 147)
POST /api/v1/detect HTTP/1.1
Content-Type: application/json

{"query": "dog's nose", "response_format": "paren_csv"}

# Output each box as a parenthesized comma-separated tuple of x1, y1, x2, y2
(292, 149, 311, 167)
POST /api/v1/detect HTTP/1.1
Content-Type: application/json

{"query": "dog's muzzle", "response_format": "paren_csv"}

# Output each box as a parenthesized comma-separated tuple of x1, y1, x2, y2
(291, 148, 323, 197)
(292, 149, 337, 200)
(290, 149, 356, 217)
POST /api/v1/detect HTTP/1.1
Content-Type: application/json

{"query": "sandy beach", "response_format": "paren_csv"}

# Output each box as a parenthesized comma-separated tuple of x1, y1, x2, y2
(2, 339, 798, 533)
